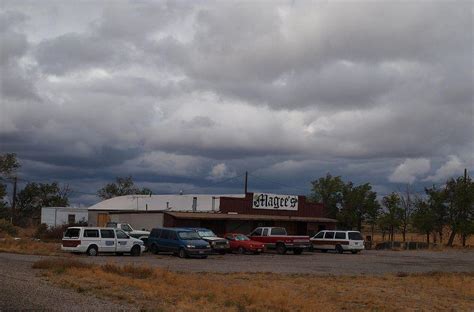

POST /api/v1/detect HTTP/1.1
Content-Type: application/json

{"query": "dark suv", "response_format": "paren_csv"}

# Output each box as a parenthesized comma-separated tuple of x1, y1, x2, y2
(147, 227, 211, 258)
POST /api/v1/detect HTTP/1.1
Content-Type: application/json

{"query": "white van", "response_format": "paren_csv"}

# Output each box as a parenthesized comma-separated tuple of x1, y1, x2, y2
(310, 230, 364, 254)
(61, 227, 145, 256)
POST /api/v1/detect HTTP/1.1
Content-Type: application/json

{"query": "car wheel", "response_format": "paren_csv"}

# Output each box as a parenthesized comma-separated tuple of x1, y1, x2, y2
(238, 246, 245, 254)
(150, 244, 159, 255)
(178, 248, 187, 258)
(293, 249, 303, 255)
(86, 245, 98, 256)
(131, 245, 141, 257)
(335, 244, 344, 254)
(276, 244, 287, 255)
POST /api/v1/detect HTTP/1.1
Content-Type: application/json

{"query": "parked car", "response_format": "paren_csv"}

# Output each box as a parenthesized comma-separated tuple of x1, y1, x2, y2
(224, 233, 265, 254)
(61, 227, 145, 256)
(106, 222, 150, 247)
(188, 228, 230, 254)
(249, 227, 311, 255)
(147, 227, 211, 258)
(310, 230, 365, 254)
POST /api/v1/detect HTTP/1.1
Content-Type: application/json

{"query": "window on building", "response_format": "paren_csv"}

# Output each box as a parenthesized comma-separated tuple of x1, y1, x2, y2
(335, 232, 346, 239)
(100, 229, 115, 238)
(68, 214, 75, 224)
(84, 229, 99, 238)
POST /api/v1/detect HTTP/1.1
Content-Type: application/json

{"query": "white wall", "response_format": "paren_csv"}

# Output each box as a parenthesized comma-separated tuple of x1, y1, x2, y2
(41, 207, 88, 227)
(88, 194, 244, 212)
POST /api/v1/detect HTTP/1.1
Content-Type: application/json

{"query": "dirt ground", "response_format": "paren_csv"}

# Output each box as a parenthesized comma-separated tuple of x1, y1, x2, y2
(1, 251, 473, 311)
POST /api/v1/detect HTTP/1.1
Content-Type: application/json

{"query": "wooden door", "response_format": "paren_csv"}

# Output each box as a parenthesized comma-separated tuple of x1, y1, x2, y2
(97, 213, 110, 227)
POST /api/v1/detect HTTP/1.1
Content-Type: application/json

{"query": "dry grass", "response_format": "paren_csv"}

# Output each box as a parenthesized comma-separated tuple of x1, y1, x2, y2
(0, 238, 62, 256)
(33, 259, 474, 312)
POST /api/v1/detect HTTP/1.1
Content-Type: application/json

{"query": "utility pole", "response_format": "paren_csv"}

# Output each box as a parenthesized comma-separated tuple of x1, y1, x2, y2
(11, 176, 17, 225)
(244, 171, 248, 194)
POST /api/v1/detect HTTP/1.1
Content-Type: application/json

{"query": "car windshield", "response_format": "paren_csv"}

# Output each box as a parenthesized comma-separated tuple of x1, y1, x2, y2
(197, 230, 216, 237)
(235, 234, 250, 241)
(348, 232, 363, 240)
(178, 231, 202, 240)
(122, 224, 133, 231)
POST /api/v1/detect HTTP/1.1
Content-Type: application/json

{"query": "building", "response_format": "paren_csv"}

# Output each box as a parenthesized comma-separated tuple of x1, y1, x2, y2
(41, 207, 89, 228)
(87, 193, 336, 236)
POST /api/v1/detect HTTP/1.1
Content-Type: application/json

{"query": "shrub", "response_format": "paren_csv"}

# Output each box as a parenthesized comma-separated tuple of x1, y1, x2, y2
(0, 219, 18, 236)
(35, 222, 88, 241)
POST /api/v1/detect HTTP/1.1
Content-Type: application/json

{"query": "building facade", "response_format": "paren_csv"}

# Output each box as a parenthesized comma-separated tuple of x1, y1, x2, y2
(87, 193, 336, 236)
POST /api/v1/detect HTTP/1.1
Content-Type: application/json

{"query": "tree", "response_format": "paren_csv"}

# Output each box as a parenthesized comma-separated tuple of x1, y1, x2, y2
(399, 186, 414, 242)
(425, 185, 447, 243)
(97, 176, 152, 200)
(310, 173, 345, 218)
(444, 174, 474, 247)
(412, 198, 436, 244)
(15, 182, 70, 226)
(338, 182, 379, 232)
(0, 153, 20, 221)
(0, 153, 20, 178)
(381, 193, 403, 242)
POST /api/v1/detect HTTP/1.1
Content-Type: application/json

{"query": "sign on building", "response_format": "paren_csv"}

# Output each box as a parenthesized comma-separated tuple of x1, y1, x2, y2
(252, 193, 298, 211)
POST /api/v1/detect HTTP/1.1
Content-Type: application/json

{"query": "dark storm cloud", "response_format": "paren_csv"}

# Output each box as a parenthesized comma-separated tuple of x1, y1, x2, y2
(0, 1, 472, 205)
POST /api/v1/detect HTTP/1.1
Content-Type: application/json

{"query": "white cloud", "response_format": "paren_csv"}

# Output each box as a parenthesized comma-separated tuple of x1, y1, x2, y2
(389, 158, 431, 184)
(208, 163, 236, 181)
(424, 155, 464, 182)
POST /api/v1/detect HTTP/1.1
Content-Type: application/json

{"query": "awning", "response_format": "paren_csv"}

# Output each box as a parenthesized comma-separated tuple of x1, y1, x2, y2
(165, 212, 337, 223)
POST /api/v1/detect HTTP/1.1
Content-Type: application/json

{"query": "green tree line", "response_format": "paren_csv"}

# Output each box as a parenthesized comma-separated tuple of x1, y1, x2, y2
(310, 173, 474, 247)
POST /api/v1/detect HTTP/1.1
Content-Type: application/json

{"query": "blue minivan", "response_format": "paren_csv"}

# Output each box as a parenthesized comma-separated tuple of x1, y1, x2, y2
(147, 227, 212, 258)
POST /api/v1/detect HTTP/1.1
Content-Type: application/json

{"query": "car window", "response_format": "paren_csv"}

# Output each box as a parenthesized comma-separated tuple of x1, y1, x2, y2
(84, 229, 99, 238)
(121, 224, 132, 232)
(116, 230, 128, 239)
(324, 232, 335, 239)
(178, 231, 201, 240)
(169, 231, 178, 240)
(225, 235, 234, 240)
(161, 230, 170, 240)
(262, 228, 269, 236)
(270, 228, 286, 236)
(251, 228, 263, 236)
(106, 222, 117, 228)
(348, 232, 363, 240)
(64, 228, 80, 238)
(335, 232, 346, 239)
(314, 232, 324, 239)
(100, 229, 115, 239)
(150, 229, 161, 238)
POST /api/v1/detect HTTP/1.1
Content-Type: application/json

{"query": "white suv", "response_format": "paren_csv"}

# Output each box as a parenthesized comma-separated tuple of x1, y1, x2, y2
(310, 230, 365, 254)
(61, 227, 145, 256)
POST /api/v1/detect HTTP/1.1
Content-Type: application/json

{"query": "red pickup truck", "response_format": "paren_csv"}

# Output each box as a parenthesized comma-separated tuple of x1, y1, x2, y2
(248, 227, 311, 254)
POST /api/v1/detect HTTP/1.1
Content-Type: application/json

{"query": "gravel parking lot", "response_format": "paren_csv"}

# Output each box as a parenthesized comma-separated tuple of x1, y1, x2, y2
(3, 249, 473, 275)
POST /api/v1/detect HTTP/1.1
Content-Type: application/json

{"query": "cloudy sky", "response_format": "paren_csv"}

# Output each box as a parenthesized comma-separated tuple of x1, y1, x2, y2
(0, 1, 472, 206)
